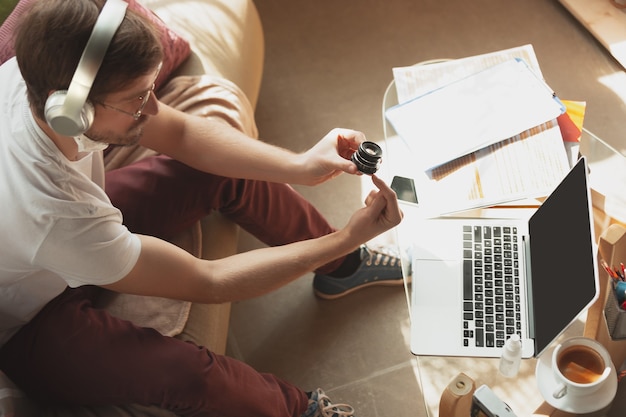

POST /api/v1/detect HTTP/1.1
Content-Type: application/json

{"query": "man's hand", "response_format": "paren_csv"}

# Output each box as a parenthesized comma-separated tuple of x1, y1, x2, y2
(294, 128, 367, 186)
(341, 175, 403, 242)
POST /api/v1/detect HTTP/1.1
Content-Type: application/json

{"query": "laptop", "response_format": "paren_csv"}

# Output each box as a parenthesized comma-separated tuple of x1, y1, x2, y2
(408, 157, 598, 358)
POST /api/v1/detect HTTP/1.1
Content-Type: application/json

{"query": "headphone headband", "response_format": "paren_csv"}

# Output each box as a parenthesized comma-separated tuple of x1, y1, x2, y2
(45, 0, 128, 136)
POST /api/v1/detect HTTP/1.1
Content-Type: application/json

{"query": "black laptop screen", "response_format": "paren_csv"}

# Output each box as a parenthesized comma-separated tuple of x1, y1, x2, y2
(528, 157, 597, 356)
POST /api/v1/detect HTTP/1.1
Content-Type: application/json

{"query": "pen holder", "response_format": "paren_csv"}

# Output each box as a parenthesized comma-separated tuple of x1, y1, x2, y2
(604, 281, 626, 340)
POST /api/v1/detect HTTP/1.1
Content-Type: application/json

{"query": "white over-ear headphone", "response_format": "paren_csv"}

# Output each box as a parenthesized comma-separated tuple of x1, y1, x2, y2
(44, 0, 128, 137)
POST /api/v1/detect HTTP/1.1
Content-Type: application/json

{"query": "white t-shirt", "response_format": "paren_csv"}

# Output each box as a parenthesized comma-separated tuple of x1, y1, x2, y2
(0, 58, 141, 345)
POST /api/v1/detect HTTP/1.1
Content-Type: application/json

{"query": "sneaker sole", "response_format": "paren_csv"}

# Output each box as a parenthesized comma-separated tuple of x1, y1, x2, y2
(313, 278, 406, 300)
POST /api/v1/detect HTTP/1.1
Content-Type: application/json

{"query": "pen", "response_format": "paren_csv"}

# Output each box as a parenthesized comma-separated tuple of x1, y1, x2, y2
(602, 259, 617, 279)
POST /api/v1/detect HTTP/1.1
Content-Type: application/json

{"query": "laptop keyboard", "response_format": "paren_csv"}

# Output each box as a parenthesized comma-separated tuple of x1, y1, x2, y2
(462, 225, 522, 348)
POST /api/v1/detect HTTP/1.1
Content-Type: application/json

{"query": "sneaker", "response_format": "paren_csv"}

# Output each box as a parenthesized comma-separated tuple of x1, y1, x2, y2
(301, 388, 355, 417)
(313, 244, 403, 299)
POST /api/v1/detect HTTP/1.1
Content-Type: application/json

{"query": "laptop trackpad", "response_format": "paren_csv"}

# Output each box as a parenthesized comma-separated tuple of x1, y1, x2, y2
(411, 259, 462, 355)
(413, 259, 461, 309)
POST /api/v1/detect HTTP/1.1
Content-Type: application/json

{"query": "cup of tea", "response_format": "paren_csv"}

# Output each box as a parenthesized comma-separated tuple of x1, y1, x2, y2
(551, 337, 612, 400)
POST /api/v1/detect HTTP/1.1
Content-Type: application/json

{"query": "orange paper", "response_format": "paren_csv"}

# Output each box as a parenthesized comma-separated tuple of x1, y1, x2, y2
(557, 100, 587, 142)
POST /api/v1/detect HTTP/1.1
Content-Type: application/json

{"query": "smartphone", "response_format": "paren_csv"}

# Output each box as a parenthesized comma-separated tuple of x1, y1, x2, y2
(471, 385, 518, 417)
(390, 175, 418, 205)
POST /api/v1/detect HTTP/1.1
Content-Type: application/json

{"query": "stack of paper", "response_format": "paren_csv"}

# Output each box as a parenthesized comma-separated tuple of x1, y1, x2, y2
(385, 44, 573, 215)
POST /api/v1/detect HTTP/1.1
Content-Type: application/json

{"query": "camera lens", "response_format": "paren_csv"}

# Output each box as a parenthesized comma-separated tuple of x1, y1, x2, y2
(351, 141, 382, 175)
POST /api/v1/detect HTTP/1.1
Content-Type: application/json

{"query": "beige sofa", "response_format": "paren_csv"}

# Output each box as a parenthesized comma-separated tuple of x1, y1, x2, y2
(0, 0, 264, 415)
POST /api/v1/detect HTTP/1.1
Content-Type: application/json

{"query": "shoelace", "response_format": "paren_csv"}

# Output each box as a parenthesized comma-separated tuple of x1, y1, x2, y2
(365, 245, 399, 267)
(316, 391, 355, 417)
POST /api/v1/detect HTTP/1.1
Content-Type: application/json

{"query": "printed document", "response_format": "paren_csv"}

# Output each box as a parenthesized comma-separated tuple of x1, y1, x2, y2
(406, 119, 571, 215)
(385, 58, 565, 171)
(392, 44, 542, 104)
(384, 45, 572, 214)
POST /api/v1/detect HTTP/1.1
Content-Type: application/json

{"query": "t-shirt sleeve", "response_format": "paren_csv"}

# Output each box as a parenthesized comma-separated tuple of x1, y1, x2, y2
(35, 216, 142, 288)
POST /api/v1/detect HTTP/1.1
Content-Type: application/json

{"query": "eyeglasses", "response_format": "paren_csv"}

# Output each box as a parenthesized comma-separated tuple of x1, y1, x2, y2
(96, 62, 162, 120)
(97, 83, 155, 120)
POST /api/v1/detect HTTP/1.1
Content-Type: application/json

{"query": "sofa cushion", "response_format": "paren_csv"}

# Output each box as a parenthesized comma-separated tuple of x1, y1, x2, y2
(0, 0, 191, 90)
(141, 0, 264, 108)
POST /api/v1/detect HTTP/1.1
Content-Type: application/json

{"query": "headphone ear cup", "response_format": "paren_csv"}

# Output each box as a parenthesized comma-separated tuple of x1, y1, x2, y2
(44, 91, 95, 137)
(42, 0, 127, 138)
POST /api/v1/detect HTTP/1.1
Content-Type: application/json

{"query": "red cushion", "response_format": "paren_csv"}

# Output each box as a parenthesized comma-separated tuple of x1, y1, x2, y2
(0, 0, 190, 90)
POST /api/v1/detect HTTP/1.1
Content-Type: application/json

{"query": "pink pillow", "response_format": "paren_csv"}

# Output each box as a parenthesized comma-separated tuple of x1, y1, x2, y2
(0, 0, 190, 90)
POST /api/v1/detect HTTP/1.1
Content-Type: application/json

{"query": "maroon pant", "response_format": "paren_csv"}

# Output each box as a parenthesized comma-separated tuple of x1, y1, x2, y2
(0, 154, 344, 416)
(0, 286, 308, 416)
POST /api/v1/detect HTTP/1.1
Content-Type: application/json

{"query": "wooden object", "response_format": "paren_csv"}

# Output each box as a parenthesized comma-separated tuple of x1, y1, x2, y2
(558, 0, 626, 70)
(438, 373, 476, 417)
(591, 224, 626, 366)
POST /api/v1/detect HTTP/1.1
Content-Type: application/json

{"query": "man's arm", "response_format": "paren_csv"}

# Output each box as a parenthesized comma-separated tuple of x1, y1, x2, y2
(139, 102, 362, 185)
(103, 230, 355, 304)
(102, 176, 402, 303)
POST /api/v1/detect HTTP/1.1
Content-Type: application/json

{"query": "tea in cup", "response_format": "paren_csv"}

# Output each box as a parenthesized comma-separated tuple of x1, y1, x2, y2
(551, 337, 612, 399)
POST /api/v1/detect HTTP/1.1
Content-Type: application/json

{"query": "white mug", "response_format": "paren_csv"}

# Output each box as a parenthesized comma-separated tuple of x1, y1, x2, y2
(551, 337, 612, 400)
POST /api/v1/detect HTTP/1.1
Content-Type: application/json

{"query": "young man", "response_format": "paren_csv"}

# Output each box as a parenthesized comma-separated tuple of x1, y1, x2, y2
(0, 0, 404, 416)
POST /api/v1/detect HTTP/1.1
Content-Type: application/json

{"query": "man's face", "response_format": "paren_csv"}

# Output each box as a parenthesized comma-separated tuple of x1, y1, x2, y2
(87, 64, 161, 146)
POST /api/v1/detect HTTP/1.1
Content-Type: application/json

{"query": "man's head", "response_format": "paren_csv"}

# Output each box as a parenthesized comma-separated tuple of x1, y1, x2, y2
(14, 0, 163, 125)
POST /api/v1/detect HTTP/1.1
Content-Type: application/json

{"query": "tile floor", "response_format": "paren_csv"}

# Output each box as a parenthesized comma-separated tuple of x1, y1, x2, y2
(226, 1, 626, 415)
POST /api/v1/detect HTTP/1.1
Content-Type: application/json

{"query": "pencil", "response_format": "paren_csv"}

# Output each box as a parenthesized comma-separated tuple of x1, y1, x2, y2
(602, 259, 616, 278)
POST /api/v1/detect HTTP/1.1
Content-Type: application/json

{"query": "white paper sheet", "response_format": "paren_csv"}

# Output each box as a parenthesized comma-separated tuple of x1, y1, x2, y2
(392, 44, 543, 104)
(385, 58, 564, 171)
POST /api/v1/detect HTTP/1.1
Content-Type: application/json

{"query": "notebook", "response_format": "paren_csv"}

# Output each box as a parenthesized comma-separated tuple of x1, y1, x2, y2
(408, 157, 598, 358)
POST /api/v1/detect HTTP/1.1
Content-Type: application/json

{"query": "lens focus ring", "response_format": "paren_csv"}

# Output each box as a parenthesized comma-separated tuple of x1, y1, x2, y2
(351, 141, 382, 175)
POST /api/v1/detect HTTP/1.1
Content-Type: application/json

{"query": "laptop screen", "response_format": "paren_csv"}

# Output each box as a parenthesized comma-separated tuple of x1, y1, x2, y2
(527, 157, 598, 356)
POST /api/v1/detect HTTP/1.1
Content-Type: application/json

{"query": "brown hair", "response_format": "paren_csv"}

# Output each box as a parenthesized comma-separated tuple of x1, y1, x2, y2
(14, 0, 163, 120)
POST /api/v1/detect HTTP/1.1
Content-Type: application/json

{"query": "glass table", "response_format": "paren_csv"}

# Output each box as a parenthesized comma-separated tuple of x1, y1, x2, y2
(380, 127, 626, 417)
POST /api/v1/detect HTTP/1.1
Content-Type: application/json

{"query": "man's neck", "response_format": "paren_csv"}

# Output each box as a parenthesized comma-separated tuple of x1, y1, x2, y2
(33, 113, 80, 161)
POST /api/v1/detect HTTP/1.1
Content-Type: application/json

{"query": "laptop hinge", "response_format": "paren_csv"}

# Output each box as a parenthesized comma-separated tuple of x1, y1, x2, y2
(523, 234, 535, 340)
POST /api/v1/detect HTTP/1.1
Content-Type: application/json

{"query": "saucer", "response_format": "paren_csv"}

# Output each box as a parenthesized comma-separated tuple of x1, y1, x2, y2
(535, 348, 618, 414)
